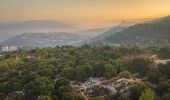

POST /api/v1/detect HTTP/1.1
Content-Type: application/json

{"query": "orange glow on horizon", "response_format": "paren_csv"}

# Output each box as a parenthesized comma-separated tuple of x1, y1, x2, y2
(0, 0, 170, 28)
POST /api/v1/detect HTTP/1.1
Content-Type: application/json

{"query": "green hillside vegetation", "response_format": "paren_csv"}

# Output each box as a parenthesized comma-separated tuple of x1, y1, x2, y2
(100, 16, 170, 45)
(0, 45, 170, 100)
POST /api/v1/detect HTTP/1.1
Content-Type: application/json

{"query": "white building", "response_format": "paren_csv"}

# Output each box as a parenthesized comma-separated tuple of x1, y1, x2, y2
(0, 45, 22, 52)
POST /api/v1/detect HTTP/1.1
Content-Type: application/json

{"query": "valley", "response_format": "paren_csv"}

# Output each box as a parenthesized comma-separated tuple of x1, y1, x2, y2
(1, 16, 170, 48)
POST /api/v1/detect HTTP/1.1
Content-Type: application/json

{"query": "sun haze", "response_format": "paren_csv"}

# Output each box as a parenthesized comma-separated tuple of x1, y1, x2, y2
(0, 0, 170, 28)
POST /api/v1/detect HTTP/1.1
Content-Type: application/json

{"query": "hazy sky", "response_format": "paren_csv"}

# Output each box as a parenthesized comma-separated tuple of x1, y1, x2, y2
(0, 0, 170, 27)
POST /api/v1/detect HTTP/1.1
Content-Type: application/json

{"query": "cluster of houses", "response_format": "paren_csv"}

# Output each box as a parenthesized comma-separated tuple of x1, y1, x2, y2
(0, 45, 22, 52)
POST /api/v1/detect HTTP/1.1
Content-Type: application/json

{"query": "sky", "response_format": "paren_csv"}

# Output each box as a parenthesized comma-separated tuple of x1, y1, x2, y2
(0, 0, 170, 28)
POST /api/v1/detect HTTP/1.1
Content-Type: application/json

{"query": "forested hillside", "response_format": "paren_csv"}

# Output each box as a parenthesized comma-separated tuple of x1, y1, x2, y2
(100, 16, 170, 44)
(0, 45, 170, 100)
(86, 26, 125, 43)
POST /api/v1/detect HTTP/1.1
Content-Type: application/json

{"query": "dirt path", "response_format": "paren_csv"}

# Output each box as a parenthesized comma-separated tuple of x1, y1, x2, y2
(100, 77, 142, 85)
(155, 59, 170, 65)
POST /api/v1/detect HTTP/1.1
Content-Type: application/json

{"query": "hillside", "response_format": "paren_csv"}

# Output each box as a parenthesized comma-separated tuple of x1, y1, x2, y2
(87, 26, 125, 43)
(0, 27, 112, 48)
(99, 16, 170, 45)
(0, 32, 87, 47)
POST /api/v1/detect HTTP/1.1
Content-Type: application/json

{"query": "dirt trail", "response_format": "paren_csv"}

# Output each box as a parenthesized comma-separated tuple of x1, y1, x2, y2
(155, 59, 170, 65)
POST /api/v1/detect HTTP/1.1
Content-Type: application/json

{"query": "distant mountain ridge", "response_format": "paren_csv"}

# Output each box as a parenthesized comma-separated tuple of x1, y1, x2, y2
(1, 16, 170, 47)
(0, 20, 76, 30)
(0, 20, 77, 42)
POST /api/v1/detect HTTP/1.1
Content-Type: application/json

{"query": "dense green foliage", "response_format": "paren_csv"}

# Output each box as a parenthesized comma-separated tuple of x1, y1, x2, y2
(118, 70, 131, 79)
(0, 45, 170, 100)
(130, 84, 154, 100)
(139, 87, 154, 100)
